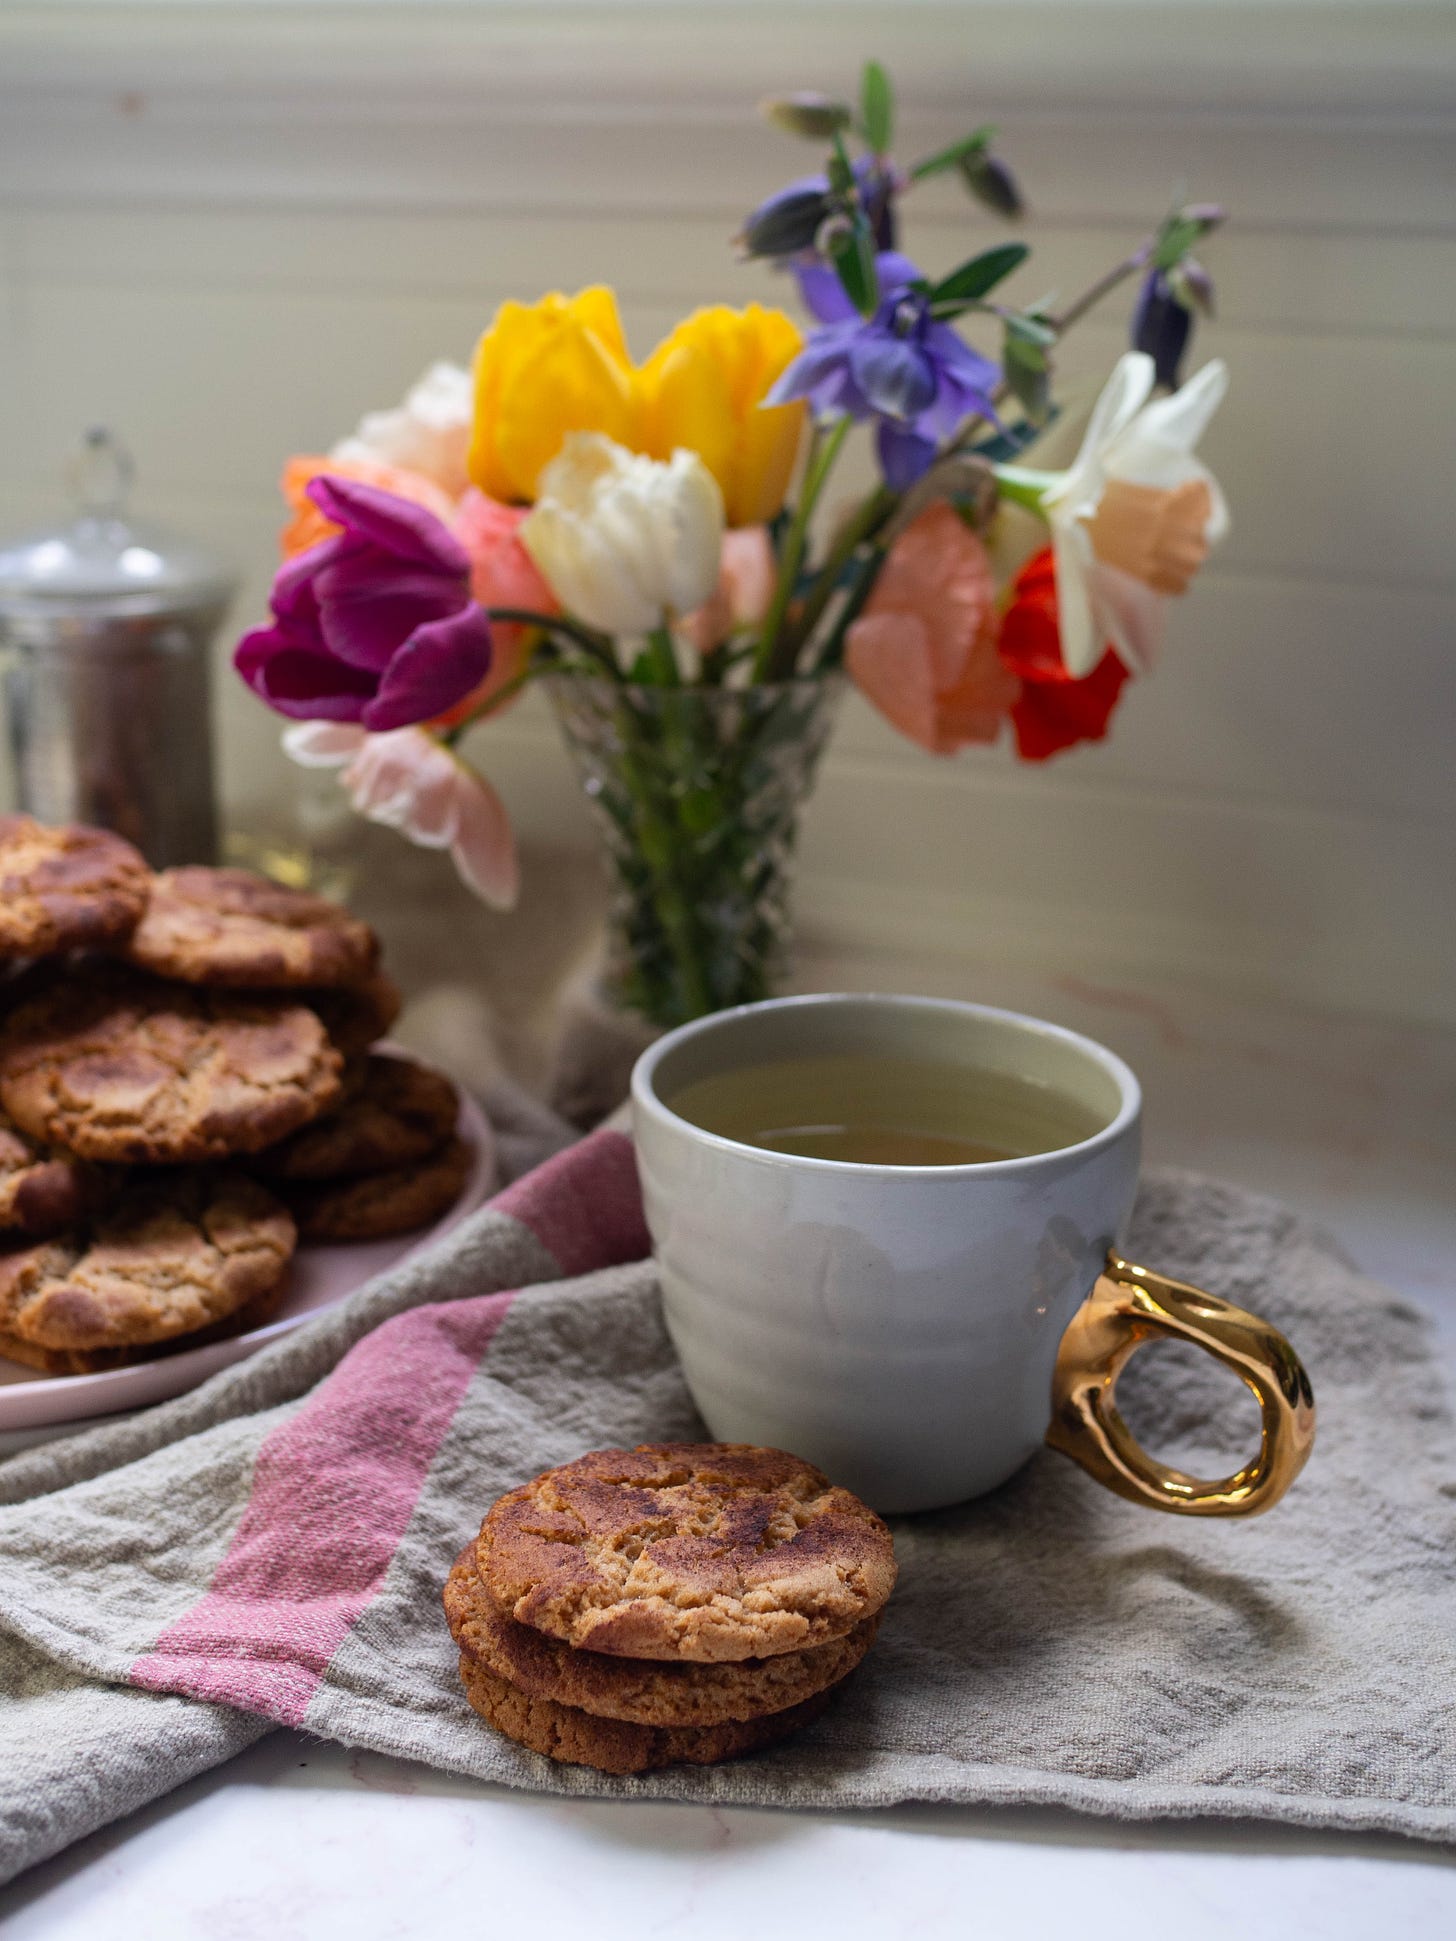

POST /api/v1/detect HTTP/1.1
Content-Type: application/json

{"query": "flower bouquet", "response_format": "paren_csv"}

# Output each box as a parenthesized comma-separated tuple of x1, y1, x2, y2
(237, 62, 1229, 1029)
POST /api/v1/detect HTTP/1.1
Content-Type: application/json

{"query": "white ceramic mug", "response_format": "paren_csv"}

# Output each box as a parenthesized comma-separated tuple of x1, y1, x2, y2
(632, 993, 1314, 1516)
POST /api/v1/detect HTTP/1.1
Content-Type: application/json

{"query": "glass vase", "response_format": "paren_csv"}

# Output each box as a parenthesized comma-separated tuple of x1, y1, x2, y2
(545, 674, 843, 1030)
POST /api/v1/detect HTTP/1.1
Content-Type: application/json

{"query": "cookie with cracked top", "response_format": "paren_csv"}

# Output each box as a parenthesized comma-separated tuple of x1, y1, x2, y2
(456, 1651, 837, 1775)
(304, 972, 403, 1057)
(0, 816, 150, 960)
(280, 1133, 471, 1242)
(255, 1053, 458, 1181)
(0, 1102, 98, 1237)
(0, 969, 344, 1164)
(0, 1168, 294, 1367)
(0, 1261, 290, 1375)
(477, 1442, 897, 1663)
(125, 866, 379, 989)
(444, 1543, 878, 1727)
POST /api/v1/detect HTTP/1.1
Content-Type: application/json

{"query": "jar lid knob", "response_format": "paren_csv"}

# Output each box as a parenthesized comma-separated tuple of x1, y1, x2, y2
(69, 427, 135, 521)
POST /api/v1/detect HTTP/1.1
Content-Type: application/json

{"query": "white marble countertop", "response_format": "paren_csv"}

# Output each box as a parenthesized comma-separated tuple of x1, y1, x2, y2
(4, 944, 1455, 1938)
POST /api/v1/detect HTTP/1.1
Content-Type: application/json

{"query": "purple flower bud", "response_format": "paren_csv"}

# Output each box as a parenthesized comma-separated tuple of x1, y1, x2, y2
(761, 93, 852, 140)
(1130, 267, 1193, 390)
(1171, 257, 1216, 317)
(1184, 203, 1227, 232)
(737, 177, 833, 258)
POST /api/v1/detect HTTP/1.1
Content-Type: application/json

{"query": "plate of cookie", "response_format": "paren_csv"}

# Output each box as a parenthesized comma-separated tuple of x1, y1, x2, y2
(0, 816, 497, 1434)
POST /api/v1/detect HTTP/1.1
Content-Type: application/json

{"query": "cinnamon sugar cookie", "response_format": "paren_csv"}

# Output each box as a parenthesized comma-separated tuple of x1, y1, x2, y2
(281, 1134, 470, 1242)
(0, 970, 343, 1164)
(478, 1443, 897, 1663)
(457, 1652, 835, 1776)
(256, 1054, 457, 1182)
(0, 816, 150, 960)
(0, 1169, 294, 1365)
(0, 1104, 96, 1237)
(126, 867, 378, 989)
(444, 1544, 878, 1728)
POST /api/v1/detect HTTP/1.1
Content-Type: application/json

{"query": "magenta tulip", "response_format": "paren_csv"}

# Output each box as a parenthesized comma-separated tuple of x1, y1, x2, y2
(235, 475, 492, 730)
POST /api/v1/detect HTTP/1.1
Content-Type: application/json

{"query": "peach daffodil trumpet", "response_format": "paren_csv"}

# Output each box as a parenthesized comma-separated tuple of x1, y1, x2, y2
(638, 304, 807, 526)
(468, 287, 637, 506)
(996, 351, 1229, 677)
(521, 433, 725, 638)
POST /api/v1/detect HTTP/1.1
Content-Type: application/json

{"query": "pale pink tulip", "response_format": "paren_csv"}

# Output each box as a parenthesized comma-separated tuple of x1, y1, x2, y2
(283, 722, 518, 910)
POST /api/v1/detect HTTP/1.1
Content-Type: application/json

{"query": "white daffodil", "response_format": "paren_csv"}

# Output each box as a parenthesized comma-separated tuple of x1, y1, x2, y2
(520, 432, 724, 637)
(283, 721, 518, 910)
(1001, 352, 1229, 677)
(332, 361, 474, 499)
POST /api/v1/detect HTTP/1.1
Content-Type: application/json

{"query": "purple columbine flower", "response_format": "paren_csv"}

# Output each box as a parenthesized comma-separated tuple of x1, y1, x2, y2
(768, 260, 1002, 491)
(235, 476, 492, 732)
(1130, 266, 1193, 390)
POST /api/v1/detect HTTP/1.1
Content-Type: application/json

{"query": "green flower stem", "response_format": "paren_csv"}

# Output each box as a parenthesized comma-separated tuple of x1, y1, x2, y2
(780, 481, 897, 659)
(817, 543, 888, 669)
(484, 608, 621, 677)
(644, 624, 680, 685)
(991, 465, 1057, 512)
(755, 416, 852, 682)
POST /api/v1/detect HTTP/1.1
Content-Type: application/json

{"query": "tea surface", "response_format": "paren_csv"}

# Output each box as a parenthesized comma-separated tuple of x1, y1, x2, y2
(667, 1051, 1104, 1166)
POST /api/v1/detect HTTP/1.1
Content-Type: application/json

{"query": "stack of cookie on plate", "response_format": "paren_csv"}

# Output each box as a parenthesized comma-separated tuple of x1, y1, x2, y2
(0, 814, 467, 1376)
(445, 1442, 897, 1775)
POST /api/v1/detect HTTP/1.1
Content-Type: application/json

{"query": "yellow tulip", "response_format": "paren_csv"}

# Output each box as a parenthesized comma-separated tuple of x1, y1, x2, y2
(638, 304, 806, 526)
(468, 287, 637, 505)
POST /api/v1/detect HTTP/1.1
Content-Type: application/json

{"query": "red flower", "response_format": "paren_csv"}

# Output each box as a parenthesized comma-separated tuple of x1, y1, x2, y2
(997, 548, 1130, 762)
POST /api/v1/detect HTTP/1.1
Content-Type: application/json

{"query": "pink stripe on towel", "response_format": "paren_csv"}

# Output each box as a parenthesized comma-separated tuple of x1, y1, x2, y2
(130, 1291, 517, 1722)
(493, 1128, 649, 1276)
(127, 1129, 651, 1724)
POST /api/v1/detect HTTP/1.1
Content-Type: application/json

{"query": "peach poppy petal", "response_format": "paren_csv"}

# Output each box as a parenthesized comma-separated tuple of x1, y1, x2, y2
(845, 611, 945, 753)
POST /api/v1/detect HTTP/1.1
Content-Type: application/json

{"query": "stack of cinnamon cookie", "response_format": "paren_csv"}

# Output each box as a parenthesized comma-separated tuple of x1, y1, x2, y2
(445, 1442, 897, 1775)
(0, 815, 467, 1375)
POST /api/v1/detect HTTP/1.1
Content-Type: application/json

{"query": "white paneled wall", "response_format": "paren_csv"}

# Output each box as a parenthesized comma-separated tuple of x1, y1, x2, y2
(1, 2, 1453, 1022)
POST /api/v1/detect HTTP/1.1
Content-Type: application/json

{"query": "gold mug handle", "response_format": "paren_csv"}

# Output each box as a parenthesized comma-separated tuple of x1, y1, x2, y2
(1046, 1255, 1316, 1516)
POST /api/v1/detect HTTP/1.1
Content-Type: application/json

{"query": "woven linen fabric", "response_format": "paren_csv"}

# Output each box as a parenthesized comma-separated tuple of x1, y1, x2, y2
(1, 1137, 1453, 1886)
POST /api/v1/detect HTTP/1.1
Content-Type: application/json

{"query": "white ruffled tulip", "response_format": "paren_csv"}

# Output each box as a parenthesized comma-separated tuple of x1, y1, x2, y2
(1036, 352, 1229, 677)
(520, 433, 725, 637)
(331, 362, 474, 499)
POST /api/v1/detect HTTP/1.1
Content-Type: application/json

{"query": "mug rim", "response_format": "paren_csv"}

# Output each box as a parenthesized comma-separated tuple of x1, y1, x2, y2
(632, 992, 1142, 1178)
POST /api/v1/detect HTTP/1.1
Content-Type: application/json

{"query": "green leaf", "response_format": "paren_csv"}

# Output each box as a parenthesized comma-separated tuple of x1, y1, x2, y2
(860, 60, 894, 152)
(928, 243, 1029, 307)
(829, 211, 880, 317)
(908, 126, 993, 182)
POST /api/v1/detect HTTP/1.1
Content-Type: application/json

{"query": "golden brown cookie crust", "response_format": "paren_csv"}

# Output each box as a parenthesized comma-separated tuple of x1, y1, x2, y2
(444, 1545, 878, 1727)
(256, 1054, 458, 1182)
(0, 1105, 95, 1236)
(0, 972, 344, 1164)
(126, 867, 379, 989)
(457, 1652, 836, 1775)
(477, 1444, 897, 1663)
(0, 817, 150, 960)
(305, 973, 403, 1057)
(281, 1133, 470, 1243)
(0, 1269, 289, 1375)
(0, 1169, 294, 1355)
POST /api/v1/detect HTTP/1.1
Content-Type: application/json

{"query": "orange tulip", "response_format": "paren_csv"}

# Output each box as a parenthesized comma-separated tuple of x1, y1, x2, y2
(279, 455, 455, 559)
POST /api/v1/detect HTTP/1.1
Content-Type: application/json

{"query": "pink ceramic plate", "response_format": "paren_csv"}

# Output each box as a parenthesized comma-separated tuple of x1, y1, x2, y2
(0, 1084, 497, 1436)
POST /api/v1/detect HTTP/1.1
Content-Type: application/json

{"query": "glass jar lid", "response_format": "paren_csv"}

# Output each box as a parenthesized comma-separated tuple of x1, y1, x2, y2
(0, 429, 236, 620)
